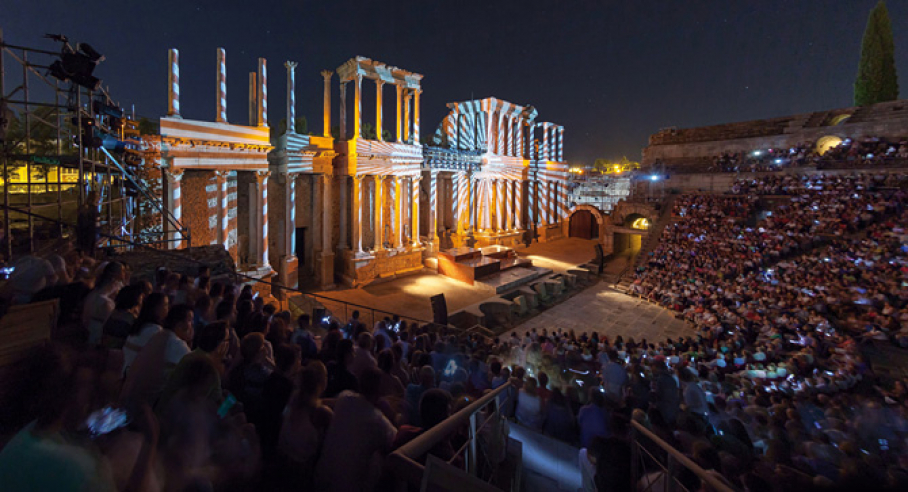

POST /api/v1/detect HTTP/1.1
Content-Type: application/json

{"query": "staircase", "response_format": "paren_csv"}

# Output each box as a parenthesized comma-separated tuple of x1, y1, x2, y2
(614, 194, 679, 291)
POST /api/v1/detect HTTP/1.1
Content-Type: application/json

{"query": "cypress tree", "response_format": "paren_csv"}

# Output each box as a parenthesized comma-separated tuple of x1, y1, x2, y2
(854, 1, 899, 106)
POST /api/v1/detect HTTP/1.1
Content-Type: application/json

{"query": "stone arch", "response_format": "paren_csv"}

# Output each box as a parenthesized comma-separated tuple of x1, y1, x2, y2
(568, 204, 607, 243)
(609, 201, 657, 228)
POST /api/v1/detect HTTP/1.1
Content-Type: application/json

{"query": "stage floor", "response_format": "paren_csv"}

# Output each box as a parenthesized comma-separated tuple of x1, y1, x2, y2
(309, 237, 600, 323)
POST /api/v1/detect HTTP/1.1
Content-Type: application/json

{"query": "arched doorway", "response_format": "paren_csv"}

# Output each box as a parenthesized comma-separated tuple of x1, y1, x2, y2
(569, 209, 599, 239)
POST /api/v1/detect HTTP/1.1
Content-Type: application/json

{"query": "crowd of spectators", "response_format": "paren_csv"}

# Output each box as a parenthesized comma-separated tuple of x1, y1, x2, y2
(616, 172, 908, 489)
(701, 136, 908, 173)
(0, 172, 908, 491)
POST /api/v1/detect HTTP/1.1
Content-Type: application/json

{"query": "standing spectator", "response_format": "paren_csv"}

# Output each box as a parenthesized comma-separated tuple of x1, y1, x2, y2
(578, 389, 610, 448)
(279, 360, 333, 487)
(324, 339, 358, 398)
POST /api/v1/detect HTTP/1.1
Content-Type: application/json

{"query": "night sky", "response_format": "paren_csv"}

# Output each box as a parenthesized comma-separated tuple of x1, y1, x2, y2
(5, 1, 908, 164)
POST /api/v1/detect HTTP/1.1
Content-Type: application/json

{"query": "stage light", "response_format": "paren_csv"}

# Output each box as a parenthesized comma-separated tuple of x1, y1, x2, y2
(46, 36, 104, 91)
(650, 175, 659, 181)
(752, 150, 762, 157)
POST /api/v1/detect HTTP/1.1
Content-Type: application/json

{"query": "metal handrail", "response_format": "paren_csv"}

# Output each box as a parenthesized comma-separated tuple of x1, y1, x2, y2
(630, 421, 735, 492)
(389, 382, 512, 489)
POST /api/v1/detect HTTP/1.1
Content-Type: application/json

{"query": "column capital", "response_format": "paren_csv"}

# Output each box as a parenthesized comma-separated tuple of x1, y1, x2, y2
(375, 79, 385, 88)
(164, 167, 184, 181)
(214, 169, 231, 179)
(255, 170, 271, 183)
(284, 60, 298, 71)
(321, 69, 333, 80)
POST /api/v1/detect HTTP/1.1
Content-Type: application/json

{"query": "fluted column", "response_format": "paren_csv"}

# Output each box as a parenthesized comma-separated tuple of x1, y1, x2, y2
(339, 81, 347, 139)
(505, 179, 514, 231)
(284, 61, 297, 133)
(374, 175, 385, 252)
(558, 126, 565, 161)
(528, 124, 536, 160)
(321, 70, 332, 137)
(455, 172, 468, 233)
(321, 174, 333, 253)
(375, 80, 384, 141)
(352, 175, 365, 255)
(429, 171, 440, 242)
(248, 72, 257, 126)
(507, 116, 516, 156)
(395, 85, 403, 143)
(413, 89, 421, 143)
(515, 179, 524, 230)
(468, 175, 476, 233)
(215, 171, 229, 245)
(395, 177, 405, 248)
(164, 167, 183, 249)
(257, 58, 268, 127)
(353, 74, 362, 139)
(216, 48, 227, 123)
(403, 90, 412, 143)
(254, 171, 270, 267)
(168, 49, 180, 117)
(338, 176, 348, 249)
(411, 177, 421, 247)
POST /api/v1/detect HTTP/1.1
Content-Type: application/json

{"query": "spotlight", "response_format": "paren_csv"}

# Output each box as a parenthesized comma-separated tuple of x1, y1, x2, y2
(650, 175, 659, 181)
(46, 36, 104, 91)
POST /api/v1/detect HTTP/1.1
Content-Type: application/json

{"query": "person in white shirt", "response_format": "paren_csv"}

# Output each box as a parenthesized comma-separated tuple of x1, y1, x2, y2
(316, 368, 396, 492)
(120, 304, 193, 406)
(123, 292, 169, 376)
(82, 262, 125, 345)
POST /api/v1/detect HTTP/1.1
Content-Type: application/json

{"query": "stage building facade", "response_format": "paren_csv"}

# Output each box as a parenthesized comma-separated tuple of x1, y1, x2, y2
(146, 49, 570, 295)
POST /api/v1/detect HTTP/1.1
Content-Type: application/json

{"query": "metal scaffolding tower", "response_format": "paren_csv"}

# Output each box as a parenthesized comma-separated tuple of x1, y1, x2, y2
(0, 28, 182, 260)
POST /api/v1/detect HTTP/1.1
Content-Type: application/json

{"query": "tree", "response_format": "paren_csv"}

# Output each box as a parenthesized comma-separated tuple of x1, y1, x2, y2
(854, 1, 899, 106)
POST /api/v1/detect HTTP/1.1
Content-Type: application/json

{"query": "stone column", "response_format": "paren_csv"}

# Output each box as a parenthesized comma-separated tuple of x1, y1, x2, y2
(395, 84, 403, 143)
(505, 179, 514, 231)
(428, 171, 439, 243)
(215, 170, 230, 246)
(353, 74, 362, 139)
(339, 81, 347, 140)
(248, 73, 257, 126)
(216, 48, 227, 123)
(497, 179, 506, 232)
(403, 90, 411, 143)
(481, 179, 491, 231)
(168, 49, 180, 117)
(352, 175, 364, 255)
(254, 171, 270, 267)
(515, 179, 524, 230)
(455, 172, 468, 233)
(375, 80, 384, 141)
(320, 174, 334, 288)
(507, 116, 515, 156)
(558, 126, 565, 161)
(413, 89, 421, 143)
(516, 118, 524, 158)
(374, 175, 384, 252)
(257, 58, 267, 127)
(164, 167, 183, 249)
(411, 176, 421, 247)
(468, 175, 476, 233)
(321, 70, 332, 137)
(528, 124, 536, 160)
(338, 175, 348, 249)
(284, 61, 297, 133)
(395, 177, 405, 248)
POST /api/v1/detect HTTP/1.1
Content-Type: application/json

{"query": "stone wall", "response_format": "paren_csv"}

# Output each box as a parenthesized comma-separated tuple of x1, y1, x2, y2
(181, 170, 216, 248)
(236, 172, 252, 265)
(644, 99, 908, 167)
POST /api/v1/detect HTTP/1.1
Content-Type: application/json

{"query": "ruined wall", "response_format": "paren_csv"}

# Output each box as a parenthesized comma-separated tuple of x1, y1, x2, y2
(181, 170, 216, 248)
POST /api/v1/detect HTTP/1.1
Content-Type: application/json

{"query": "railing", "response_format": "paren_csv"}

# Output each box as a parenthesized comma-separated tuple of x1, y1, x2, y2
(389, 382, 515, 492)
(0, 205, 435, 329)
(630, 421, 735, 492)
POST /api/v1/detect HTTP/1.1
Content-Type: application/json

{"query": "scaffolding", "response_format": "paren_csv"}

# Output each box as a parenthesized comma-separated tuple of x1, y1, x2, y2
(0, 28, 183, 260)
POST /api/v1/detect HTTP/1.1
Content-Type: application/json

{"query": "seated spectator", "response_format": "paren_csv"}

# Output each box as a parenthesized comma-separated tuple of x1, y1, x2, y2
(101, 284, 143, 349)
(578, 389, 610, 448)
(279, 360, 333, 487)
(324, 338, 358, 398)
(406, 366, 436, 427)
(123, 292, 169, 376)
(120, 304, 194, 407)
(316, 368, 396, 492)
